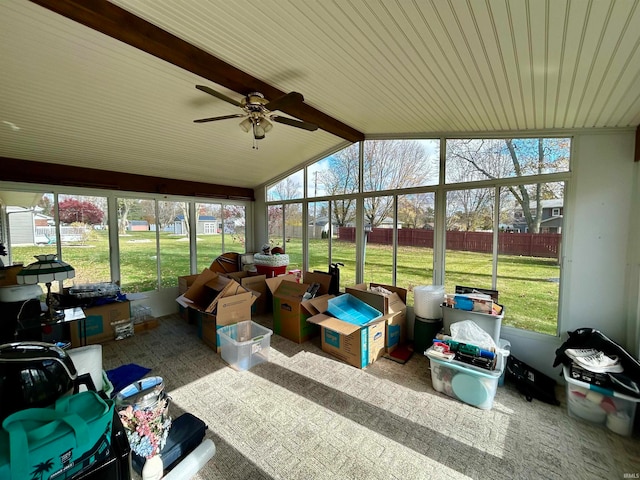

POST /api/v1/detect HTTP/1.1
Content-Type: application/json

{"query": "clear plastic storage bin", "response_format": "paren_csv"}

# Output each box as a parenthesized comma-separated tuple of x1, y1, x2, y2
(564, 366, 638, 436)
(441, 305, 504, 344)
(426, 348, 504, 410)
(217, 321, 273, 371)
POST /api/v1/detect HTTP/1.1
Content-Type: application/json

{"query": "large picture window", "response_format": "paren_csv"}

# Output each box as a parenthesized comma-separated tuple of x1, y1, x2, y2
(266, 137, 570, 336)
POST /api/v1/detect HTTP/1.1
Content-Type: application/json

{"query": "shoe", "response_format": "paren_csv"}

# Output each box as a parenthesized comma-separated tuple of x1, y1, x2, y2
(566, 349, 624, 373)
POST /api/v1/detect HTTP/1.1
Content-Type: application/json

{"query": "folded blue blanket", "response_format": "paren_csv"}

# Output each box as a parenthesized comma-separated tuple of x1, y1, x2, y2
(106, 363, 151, 396)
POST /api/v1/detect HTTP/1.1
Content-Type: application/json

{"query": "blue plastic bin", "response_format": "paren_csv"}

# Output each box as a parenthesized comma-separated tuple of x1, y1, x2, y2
(326, 294, 382, 326)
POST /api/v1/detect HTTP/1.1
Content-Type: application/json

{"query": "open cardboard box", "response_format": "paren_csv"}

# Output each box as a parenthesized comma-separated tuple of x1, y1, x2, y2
(265, 271, 333, 343)
(224, 271, 268, 315)
(306, 307, 386, 369)
(345, 283, 407, 353)
(176, 269, 258, 351)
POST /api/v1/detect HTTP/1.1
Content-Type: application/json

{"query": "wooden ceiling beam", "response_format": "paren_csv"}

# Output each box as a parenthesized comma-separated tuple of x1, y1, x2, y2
(29, 0, 364, 143)
(1, 158, 255, 201)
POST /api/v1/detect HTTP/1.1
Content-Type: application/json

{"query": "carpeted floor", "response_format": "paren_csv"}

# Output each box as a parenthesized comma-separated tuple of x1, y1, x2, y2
(102, 313, 640, 480)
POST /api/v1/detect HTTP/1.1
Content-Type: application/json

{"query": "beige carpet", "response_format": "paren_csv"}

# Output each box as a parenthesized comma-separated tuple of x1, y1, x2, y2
(102, 313, 640, 480)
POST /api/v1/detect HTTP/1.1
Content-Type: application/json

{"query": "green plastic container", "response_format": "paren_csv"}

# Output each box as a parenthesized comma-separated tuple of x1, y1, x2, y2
(414, 316, 443, 355)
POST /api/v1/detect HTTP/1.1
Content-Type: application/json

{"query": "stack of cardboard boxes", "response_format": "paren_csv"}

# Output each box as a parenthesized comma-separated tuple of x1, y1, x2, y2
(177, 266, 409, 370)
(176, 269, 260, 352)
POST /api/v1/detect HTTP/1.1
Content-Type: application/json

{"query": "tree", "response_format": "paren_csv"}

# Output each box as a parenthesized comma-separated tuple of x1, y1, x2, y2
(446, 138, 569, 233)
(363, 140, 436, 227)
(271, 176, 302, 201)
(316, 145, 358, 227)
(36, 194, 53, 217)
(58, 198, 104, 225)
(398, 194, 434, 229)
(315, 141, 436, 228)
(117, 199, 138, 234)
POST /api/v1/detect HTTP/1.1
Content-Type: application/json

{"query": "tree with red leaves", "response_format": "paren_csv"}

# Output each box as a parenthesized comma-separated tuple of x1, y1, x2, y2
(58, 198, 104, 225)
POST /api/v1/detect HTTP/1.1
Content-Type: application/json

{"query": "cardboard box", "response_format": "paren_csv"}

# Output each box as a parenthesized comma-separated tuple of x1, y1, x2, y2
(178, 274, 199, 295)
(177, 269, 254, 314)
(176, 269, 258, 352)
(134, 317, 159, 333)
(0, 265, 23, 286)
(224, 271, 268, 315)
(265, 272, 333, 343)
(71, 300, 131, 347)
(345, 283, 407, 353)
(307, 313, 386, 369)
(193, 292, 256, 351)
(177, 274, 200, 322)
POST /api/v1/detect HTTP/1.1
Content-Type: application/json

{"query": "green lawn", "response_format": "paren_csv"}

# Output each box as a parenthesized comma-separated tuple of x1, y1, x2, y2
(12, 231, 560, 335)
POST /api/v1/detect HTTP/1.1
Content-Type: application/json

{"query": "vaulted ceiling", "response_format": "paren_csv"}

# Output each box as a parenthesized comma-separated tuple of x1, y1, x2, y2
(1, 0, 639, 198)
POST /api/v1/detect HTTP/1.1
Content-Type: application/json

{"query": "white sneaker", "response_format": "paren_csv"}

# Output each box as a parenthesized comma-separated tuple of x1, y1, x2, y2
(566, 348, 623, 373)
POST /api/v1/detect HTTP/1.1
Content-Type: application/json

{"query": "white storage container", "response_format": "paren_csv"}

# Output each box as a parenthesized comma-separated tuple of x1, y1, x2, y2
(218, 320, 273, 371)
(441, 305, 504, 344)
(563, 366, 638, 436)
(426, 348, 504, 410)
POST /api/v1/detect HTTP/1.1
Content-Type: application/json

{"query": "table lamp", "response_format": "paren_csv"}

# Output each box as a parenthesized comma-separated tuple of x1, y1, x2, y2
(16, 254, 75, 323)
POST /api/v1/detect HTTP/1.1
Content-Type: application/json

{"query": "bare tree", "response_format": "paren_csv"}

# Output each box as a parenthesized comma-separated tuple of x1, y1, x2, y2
(271, 176, 302, 201)
(317, 145, 358, 227)
(398, 194, 434, 229)
(363, 140, 436, 227)
(446, 138, 569, 233)
(117, 198, 138, 234)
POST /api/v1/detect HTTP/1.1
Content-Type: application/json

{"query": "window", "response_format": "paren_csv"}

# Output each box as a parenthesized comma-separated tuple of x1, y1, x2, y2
(196, 202, 223, 271)
(266, 136, 571, 336)
(267, 171, 303, 201)
(58, 193, 110, 285)
(158, 200, 190, 289)
(497, 183, 564, 335)
(396, 192, 435, 307)
(307, 144, 359, 197)
(363, 139, 439, 192)
(223, 205, 246, 253)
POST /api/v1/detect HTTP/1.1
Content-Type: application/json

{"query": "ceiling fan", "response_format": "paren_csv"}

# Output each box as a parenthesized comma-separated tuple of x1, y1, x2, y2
(193, 85, 318, 145)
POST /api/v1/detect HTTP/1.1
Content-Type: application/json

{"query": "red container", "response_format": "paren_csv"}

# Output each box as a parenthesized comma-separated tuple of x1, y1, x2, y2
(255, 265, 287, 278)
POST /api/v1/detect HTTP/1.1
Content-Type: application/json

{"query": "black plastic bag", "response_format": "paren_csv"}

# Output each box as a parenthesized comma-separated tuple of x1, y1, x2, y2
(506, 355, 560, 405)
(553, 328, 640, 398)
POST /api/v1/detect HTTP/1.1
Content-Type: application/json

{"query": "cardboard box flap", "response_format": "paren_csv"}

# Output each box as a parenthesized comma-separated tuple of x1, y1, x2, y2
(306, 314, 362, 336)
(206, 282, 255, 313)
(271, 280, 309, 300)
(305, 294, 334, 315)
(265, 274, 299, 295)
(345, 283, 407, 314)
(301, 271, 333, 295)
(386, 292, 406, 313)
(370, 283, 407, 304)
(182, 268, 219, 305)
(182, 269, 246, 312)
(175, 294, 192, 309)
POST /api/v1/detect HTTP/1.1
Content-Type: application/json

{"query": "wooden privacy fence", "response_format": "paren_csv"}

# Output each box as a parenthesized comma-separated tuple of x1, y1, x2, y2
(337, 227, 560, 259)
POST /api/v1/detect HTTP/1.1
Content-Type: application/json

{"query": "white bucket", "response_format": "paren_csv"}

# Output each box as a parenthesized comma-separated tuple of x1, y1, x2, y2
(414, 285, 445, 319)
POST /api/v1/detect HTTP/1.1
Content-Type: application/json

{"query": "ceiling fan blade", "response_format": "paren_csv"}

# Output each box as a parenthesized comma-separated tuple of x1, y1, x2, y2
(195, 85, 242, 107)
(272, 115, 318, 131)
(194, 113, 245, 123)
(265, 92, 304, 112)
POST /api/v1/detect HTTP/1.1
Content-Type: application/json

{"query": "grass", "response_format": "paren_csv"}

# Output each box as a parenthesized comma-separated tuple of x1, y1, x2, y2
(12, 231, 560, 335)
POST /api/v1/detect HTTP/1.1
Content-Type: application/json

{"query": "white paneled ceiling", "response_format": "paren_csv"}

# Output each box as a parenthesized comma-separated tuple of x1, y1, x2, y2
(1, 0, 639, 191)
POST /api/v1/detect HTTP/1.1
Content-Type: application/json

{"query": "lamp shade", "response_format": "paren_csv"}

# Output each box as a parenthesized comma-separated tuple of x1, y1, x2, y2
(16, 254, 75, 285)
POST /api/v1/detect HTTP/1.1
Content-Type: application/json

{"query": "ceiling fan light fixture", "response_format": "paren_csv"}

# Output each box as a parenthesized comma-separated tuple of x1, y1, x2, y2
(239, 117, 252, 133)
(260, 117, 273, 133)
(253, 121, 266, 140)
